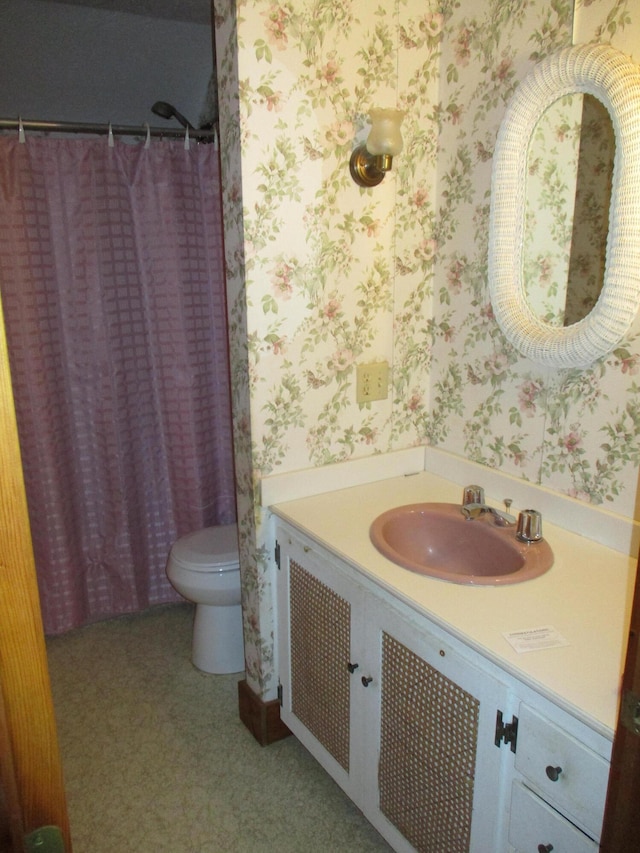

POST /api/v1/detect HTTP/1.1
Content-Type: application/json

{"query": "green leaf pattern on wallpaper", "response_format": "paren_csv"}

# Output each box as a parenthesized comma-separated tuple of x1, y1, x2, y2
(224, 0, 640, 509)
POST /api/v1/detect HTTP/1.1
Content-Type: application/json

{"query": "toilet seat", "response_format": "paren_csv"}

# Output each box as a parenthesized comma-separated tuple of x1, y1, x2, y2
(169, 524, 239, 573)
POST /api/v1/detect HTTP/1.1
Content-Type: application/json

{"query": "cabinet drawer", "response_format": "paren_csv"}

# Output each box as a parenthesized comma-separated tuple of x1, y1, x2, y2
(514, 705, 609, 838)
(509, 782, 598, 853)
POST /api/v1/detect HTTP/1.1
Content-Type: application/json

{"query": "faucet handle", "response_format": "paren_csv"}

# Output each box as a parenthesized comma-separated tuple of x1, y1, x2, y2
(517, 509, 543, 542)
(462, 485, 485, 506)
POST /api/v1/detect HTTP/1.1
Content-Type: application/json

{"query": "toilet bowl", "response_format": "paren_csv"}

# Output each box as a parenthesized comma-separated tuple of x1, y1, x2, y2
(166, 524, 245, 674)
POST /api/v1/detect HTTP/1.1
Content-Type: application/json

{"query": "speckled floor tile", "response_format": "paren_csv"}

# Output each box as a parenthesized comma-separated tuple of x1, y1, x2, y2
(46, 604, 392, 852)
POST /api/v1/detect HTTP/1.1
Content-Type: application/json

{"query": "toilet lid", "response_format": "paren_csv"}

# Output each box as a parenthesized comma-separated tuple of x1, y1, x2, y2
(169, 524, 239, 573)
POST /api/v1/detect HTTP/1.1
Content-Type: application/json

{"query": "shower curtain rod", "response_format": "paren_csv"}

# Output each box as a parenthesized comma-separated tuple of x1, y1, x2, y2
(0, 117, 217, 142)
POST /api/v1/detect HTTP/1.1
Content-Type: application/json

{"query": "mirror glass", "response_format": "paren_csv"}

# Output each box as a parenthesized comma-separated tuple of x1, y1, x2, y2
(489, 44, 640, 368)
(523, 93, 615, 328)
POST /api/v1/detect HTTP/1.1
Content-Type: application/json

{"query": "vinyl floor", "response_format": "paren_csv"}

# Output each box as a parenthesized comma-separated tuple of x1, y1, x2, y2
(46, 603, 391, 852)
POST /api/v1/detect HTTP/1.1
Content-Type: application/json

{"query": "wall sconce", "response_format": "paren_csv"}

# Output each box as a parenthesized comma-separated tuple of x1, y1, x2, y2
(349, 108, 404, 187)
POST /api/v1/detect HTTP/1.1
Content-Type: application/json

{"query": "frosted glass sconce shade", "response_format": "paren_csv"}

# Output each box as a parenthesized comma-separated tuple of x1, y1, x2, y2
(350, 108, 404, 187)
(366, 108, 404, 156)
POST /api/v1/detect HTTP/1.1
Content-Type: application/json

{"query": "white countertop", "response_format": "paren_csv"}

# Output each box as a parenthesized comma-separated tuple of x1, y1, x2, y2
(272, 470, 636, 740)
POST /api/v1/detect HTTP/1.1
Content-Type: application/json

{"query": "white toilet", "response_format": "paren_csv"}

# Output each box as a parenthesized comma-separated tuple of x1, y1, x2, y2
(166, 524, 245, 674)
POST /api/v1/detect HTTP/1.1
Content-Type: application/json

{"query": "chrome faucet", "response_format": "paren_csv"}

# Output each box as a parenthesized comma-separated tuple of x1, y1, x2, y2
(461, 503, 516, 526)
(461, 484, 516, 526)
(461, 485, 544, 540)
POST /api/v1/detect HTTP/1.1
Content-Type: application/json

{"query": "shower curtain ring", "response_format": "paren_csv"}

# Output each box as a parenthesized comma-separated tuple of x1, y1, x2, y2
(18, 116, 25, 144)
(183, 125, 190, 151)
(108, 123, 114, 147)
(144, 122, 151, 148)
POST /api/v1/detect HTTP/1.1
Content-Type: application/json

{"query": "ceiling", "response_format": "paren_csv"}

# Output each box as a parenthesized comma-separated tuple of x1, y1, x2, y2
(35, 0, 211, 25)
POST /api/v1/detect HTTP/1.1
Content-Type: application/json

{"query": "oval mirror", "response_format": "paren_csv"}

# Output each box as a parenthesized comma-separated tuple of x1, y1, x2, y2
(524, 93, 614, 327)
(489, 44, 640, 368)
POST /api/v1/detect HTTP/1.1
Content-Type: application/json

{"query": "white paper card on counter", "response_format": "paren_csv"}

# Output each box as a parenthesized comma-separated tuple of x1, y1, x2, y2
(503, 625, 570, 654)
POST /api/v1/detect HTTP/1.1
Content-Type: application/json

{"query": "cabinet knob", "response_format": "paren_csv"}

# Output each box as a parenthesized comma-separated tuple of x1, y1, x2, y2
(361, 676, 373, 687)
(347, 662, 359, 673)
(537, 845, 553, 853)
(545, 765, 563, 782)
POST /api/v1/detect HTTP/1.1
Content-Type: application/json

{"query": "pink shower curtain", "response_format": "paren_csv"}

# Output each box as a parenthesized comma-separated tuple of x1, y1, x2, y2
(0, 135, 236, 634)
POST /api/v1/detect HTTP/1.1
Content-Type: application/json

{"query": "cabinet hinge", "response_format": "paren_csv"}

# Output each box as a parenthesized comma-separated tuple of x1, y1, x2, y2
(495, 710, 518, 752)
(275, 540, 281, 570)
(277, 683, 283, 706)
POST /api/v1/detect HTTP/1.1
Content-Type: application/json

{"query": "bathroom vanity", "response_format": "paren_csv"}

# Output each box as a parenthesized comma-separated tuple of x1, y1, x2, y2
(271, 469, 635, 853)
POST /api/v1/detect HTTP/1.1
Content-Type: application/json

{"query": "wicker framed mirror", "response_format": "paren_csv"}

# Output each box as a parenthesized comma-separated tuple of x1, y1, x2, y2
(489, 43, 640, 368)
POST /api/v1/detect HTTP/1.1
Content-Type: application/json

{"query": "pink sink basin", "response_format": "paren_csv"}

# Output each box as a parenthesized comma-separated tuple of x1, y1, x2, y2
(370, 502, 553, 585)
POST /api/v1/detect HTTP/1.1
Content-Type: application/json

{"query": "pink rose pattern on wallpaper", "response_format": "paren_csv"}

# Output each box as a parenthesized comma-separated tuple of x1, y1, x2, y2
(214, 0, 639, 694)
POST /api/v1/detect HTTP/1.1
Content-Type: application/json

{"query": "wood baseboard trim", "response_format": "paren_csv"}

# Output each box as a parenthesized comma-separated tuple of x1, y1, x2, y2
(237, 679, 291, 746)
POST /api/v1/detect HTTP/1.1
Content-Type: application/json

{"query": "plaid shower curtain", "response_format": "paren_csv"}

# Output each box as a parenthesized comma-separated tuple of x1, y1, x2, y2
(0, 135, 236, 633)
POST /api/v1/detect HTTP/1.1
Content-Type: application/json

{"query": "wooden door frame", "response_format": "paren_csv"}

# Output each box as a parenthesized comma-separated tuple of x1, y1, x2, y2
(0, 296, 70, 849)
(600, 547, 640, 851)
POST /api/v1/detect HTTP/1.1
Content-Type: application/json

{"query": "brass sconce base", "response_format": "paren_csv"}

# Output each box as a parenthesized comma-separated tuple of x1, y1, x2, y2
(349, 146, 392, 187)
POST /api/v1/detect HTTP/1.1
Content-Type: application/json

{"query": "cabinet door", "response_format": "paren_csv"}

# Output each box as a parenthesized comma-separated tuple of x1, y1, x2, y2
(276, 524, 513, 853)
(363, 596, 512, 853)
(276, 527, 367, 804)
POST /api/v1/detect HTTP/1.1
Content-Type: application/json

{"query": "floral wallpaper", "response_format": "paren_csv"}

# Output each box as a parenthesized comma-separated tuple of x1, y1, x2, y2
(214, 0, 640, 699)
